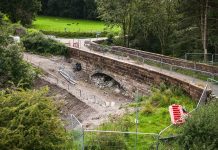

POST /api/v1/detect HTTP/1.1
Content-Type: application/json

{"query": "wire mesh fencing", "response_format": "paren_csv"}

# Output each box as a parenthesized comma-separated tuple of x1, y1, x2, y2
(68, 114, 84, 150)
(213, 54, 218, 65)
(184, 53, 213, 64)
(84, 130, 159, 150)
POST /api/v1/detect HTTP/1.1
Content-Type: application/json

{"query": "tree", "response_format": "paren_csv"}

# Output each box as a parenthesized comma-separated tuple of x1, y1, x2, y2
(0, 0, 41, 25)
(0, 88, 69, 150)
(84, 0, 98, 20)
(150, 0, 178, 55)
(97, 0, 136, 47)
(177, 0, 218, 60)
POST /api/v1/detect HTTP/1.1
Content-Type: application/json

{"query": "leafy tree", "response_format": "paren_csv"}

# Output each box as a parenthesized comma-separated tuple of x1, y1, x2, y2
(150, 0, 178, 55)
(0, 87, 69, 150)
(175, 0, 218, 58)
(178, 101, 218, 149)
(97, 0, 136, 47)
(0, 0, 41, 25)
(84, 0, 98, 20)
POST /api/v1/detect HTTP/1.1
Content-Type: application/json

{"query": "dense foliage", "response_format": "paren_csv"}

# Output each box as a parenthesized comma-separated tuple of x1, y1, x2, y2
(178, 101, 218, 149)
(22, 31, 69, 56)
(0, 88, 68, 150)
(0, 44, 36, 88)
(0, 0, 41, 25)
(40, 0, 98, 20)
(0, 18, 70, 149)
(0, 28, 36, 88)
(97, 0, 218, 58)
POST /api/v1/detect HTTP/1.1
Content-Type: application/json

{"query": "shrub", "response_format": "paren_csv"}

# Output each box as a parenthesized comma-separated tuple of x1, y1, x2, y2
(27, 28, 40, 34)
(7, 23, 27, 37)
(85, 132, 127, 150)
(0, 43, 36, 88)
(178, 101, 218, 149)
(0, 88, 69, 150)
(41, 30, 109, 38)
(22, 31, 69, 56)
(141, 102, 155, 115)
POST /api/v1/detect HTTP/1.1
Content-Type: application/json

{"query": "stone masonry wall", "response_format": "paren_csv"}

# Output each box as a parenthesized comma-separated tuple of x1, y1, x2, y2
(69, 47, 210, 101)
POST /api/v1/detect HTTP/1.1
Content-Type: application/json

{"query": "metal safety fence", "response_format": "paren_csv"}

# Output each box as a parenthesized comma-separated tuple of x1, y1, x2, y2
(69, 114, 84, 150)
(185, 53, 218, 65)
(84, 130, 158, 150)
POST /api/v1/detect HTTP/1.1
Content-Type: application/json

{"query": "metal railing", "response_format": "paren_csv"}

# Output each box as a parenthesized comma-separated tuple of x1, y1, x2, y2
(185, 53, 213, 62)
(185, 53, 218, 65)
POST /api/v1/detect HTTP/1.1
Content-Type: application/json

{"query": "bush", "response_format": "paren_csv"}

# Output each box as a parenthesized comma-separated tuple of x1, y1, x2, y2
(0, 43, 36, 88)
(22, 31, 69, 56)
(41, 30, 109, 38)
(141, 102, 155, 115)
(86, 132, 128, 150)
(7, 23, 27, 37)
(0, 88, 69, 150)
(178, 101, 218, 149)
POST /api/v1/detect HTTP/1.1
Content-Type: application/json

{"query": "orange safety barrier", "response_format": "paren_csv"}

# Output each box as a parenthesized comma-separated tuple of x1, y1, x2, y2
(169, 104, 186, 125)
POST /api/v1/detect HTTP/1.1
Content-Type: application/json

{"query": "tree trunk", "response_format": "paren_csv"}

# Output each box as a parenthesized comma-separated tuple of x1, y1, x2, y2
(127, 14, 132, 48)
(123, 20, 127, 47)
(203, 0, 208, 62)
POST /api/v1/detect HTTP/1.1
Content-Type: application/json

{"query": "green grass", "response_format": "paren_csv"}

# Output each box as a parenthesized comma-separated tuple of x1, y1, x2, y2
(84, 85, 197, 149)
(32, 16, 120, 33)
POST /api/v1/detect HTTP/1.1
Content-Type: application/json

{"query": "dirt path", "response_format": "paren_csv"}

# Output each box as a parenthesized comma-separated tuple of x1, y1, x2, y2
(24, 53, 132, 129)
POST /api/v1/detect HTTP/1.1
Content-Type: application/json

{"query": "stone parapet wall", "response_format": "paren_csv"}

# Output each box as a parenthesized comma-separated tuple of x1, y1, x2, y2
(69, 47, 210, 101)
(88, 41, 218, 75)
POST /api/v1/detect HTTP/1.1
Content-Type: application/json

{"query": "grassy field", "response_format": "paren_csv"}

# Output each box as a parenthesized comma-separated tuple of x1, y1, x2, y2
(32, 16, 120, 33)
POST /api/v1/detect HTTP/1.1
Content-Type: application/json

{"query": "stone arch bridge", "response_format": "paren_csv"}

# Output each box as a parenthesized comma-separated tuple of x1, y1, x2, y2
(69, 47, 210, 100)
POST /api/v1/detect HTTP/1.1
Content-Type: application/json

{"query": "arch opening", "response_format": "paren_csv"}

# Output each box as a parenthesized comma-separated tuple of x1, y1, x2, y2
(91, 73, 124, 93)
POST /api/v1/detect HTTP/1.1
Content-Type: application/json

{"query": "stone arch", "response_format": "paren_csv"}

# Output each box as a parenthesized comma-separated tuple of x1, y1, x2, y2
(90, 70, 124, 90)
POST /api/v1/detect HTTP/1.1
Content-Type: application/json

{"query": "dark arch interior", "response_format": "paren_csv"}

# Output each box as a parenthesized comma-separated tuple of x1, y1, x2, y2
(91, 73, 122, 89)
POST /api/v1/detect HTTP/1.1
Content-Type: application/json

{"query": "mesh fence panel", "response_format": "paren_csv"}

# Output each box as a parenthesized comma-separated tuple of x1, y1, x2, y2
(185, 53, 213, 64)
(69, 114, 84, 150)
(84, 131, 158, 150)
